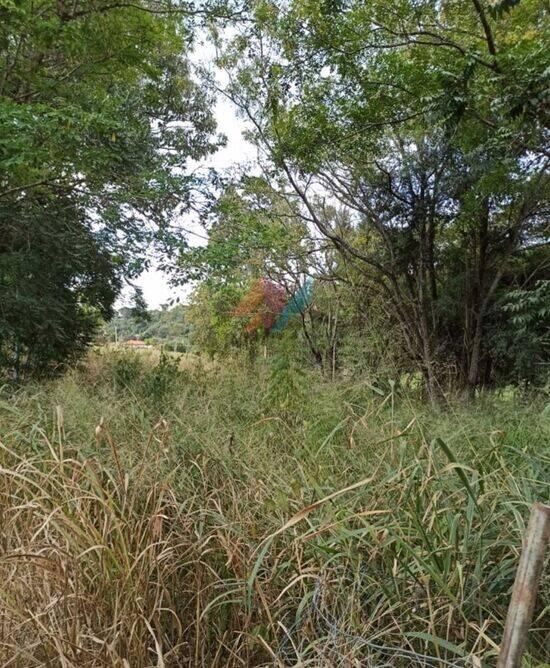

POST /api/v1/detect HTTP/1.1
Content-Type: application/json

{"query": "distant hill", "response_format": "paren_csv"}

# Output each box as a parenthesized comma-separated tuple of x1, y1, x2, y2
(103, 305, 191, 352)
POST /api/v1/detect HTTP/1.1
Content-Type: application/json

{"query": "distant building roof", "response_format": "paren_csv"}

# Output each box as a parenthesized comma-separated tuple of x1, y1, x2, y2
(124, 339, 149, 347)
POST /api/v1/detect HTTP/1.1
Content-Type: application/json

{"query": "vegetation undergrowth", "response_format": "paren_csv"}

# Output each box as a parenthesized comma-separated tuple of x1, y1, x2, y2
(0, 351, 548, 666)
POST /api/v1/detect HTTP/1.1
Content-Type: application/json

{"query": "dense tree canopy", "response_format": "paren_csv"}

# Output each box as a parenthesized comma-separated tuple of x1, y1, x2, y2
(0, 0, 221, 377)
(205, 0, 549, 396)
(1, 0, 547, 393)
(0, 193, 119, 377)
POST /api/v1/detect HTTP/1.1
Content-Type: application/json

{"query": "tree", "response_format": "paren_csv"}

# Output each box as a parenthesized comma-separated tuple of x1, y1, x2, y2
(0, 0, 221, 376)
(214, 0, 549, 398)
(186, 281, 248, 356)
(0, 194, 119, 378)
(490, 278, 550, 385)
(104, 304, 192, 349)
(177, 180, 314, 285)
(178, 180, 350, 368)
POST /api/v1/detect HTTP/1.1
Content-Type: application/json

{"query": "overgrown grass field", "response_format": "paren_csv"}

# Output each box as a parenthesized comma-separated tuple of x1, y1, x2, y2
(0, 351, 548, 666)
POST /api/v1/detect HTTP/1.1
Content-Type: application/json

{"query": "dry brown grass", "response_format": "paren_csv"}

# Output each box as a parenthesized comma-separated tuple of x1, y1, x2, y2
(0, 352, 548, 666)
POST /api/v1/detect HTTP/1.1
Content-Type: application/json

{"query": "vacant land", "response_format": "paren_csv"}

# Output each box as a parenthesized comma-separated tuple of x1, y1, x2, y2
(0, 351, 548, 666)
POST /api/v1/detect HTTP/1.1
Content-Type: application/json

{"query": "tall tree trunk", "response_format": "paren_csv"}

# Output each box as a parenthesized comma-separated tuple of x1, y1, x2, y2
(420, 312, 440, 405)
(464, 267, 504, 398)
(300, 312, 324, 370)
(13, 339, 20, 384)
(463, 202, 489, 397)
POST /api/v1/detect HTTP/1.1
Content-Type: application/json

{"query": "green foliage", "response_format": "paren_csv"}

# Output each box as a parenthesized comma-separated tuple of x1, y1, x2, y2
(109, 352, 146, 391)
(177, 181, 311, 285)
(264, 331, 307, 417)
(504, 280, 550, 333)
(0, 195, 119, 379)
(105, 304, 191, 350)
(0, 0, 219, 377)
(490, 280, 550, 385)
(146, 349, 182, 401)
(211, 0, 549, 395)
(186, 281, 249, 356)
(104, 348, 182, 406)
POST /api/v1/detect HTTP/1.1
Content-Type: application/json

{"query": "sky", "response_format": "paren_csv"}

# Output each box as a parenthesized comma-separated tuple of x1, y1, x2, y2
(128, 65, 255, 310)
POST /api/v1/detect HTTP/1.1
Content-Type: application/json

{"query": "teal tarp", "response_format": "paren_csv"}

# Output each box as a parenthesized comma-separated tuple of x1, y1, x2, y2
(271, 278, 314, 332)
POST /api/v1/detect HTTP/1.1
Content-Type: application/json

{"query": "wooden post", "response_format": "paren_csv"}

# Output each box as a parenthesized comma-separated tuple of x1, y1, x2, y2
(497, 502, 550, 668)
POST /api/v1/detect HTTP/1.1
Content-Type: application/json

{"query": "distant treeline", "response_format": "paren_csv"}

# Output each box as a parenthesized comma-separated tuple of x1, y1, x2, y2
(103, 306, 191, 352)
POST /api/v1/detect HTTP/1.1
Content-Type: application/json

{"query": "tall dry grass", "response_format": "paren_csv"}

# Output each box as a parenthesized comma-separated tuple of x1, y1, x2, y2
(0, 351, 548, 666)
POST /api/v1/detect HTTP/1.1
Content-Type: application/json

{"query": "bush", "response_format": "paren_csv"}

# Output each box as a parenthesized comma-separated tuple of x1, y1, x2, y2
(98, 350, 182, 408)
(145, 350, 182, 402)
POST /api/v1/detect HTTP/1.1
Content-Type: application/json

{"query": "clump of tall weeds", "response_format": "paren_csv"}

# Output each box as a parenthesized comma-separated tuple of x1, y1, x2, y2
(0, 351, 548, 666)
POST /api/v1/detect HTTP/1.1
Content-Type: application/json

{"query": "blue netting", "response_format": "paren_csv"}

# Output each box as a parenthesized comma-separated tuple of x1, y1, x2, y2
(271, 278, 314, 332)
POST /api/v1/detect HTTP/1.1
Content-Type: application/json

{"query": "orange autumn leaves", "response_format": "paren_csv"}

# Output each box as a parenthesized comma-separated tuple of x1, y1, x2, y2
(233, 279, 287, 333)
